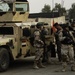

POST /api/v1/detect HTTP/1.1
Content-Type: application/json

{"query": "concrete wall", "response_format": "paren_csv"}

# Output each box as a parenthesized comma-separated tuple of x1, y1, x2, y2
(27, 16, 66, 27)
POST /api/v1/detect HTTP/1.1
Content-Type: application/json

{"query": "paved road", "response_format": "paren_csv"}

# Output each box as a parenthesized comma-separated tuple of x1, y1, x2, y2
(0, 57, 75, 75)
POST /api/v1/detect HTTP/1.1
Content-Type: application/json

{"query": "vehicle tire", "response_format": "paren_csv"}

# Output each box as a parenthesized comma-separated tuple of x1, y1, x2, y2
(0, 48, 9, 72)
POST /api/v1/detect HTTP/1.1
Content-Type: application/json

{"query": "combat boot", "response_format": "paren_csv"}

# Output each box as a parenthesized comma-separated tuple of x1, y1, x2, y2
(71, 66, 75, 71)
(33, 60, 39, 69)
(38, 60, 45, 68)
(61, 62, 67, 72)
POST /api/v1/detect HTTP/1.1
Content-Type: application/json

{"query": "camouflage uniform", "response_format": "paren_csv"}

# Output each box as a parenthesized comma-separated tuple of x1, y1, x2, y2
(33, 29, 45, 69)
(61, 29, 75, 72)
(61, 44, 75, 72)
(41, 27, 51, 62)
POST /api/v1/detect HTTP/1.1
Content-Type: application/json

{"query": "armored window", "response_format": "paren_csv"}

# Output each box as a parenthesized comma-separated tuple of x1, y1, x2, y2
(15, 3, 29, 12)
(23, 28, 31, 37)
(0, 27, 13, 35)
(0, 3, 13, 12)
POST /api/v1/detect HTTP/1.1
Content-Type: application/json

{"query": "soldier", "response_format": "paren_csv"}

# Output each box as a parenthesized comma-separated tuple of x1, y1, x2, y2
(53, 23, 62, 62)
(41, 25, 52, 63)
(33, 24, 45, 69)
(41, 26, 49, 62)
(61, 25, 75, 72)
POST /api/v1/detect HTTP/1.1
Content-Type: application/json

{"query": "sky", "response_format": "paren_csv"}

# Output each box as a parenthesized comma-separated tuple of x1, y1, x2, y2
(28, 0, 75, 13)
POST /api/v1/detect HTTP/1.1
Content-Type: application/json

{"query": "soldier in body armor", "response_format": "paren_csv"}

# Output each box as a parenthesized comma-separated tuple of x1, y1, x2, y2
(41, 26, 49, 62)
(60, 25, 75, 72)
(33, 24, 45, 69)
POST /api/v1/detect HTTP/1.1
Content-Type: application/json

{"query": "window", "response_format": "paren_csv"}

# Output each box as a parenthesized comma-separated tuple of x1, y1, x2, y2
(0, 3, 13, 12)
(0, 27, 14, 35)
(23, 28, 31, 37)
(15, 3, 29, 12)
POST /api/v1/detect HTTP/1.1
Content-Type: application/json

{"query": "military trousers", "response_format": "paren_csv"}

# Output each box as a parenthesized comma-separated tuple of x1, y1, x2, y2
(35, 47, 44, 61)
(61, 44, 74, 63)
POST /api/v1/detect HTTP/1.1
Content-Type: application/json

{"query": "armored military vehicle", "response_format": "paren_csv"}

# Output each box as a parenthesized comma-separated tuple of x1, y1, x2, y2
(0, 0, 32, 72)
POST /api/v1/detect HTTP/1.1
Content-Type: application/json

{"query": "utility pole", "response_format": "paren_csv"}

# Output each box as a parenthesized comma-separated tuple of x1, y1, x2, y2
(51, 0, 55, 33)
(52, 0, 54, 11)
(52, 0, 54, 23)
(61, 0, 64, 8)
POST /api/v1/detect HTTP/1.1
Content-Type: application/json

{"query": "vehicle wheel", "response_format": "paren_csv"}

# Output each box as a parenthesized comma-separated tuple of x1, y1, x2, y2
(0, 48, 9, 72)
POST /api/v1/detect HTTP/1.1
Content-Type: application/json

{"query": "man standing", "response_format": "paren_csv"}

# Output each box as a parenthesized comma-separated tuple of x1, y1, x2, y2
(33, 24, 45, 69)
(60, 25, 75, 72)
(41, 26, 50, 62)
(53, 23, 62, 62)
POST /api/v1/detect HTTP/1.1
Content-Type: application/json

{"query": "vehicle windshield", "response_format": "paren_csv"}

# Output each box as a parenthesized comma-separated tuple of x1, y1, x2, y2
(0, 27, 14, 35)
(15, 3, 29, 12)
(0, 2, 13, 12)
(0, 2, 29, 12)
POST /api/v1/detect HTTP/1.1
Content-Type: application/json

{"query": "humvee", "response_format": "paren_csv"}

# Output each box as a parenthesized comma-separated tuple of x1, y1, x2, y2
(0, 0, 54, 72)
(0, 0, 33, 72)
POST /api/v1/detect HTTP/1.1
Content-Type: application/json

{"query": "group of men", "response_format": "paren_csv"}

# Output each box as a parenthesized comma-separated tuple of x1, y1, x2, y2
(32, 22, 75, 72)
(53, 22, 75, 72)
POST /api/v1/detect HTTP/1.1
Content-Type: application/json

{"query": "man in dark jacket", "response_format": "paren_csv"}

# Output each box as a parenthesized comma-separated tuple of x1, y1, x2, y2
(53, 23, 62, 62)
